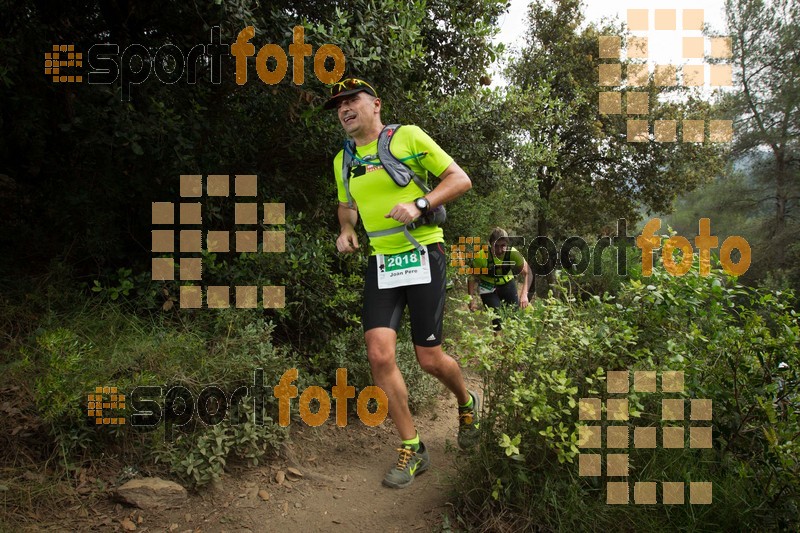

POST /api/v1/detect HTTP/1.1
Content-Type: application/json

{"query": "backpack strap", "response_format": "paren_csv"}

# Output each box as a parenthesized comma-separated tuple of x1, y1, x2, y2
(378, 124, 432, 194)
(364, 226, 424, 251)
(341, 139, 356, 208)
(339, 124, 443, 251)
(488, 248, 514, 284)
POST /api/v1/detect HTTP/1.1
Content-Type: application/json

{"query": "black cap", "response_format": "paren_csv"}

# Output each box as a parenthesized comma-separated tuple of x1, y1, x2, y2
(323, 77, 379, 110)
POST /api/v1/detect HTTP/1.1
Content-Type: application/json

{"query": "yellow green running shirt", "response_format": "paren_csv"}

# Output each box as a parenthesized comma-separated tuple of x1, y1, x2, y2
(334, 125, 453, 255)
(471, 247, 525, 286)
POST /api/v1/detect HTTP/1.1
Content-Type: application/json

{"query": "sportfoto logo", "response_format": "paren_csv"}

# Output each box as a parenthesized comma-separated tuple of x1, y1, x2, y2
(45, 26, 345, 100)
(93, 368, 389, 441)
(450, 218, 751, 278)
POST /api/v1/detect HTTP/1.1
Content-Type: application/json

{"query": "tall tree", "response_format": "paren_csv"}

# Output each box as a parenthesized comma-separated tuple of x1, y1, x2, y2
(507, 0, 726, 293)
(724, 0, 800, 269)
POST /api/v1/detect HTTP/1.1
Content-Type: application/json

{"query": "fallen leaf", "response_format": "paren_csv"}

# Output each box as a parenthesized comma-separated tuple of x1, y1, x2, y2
(286, 467, 303, 478)
(120, 518, 136, 531)
(275, 471, 285, 485)
(258, 490, 270, 501)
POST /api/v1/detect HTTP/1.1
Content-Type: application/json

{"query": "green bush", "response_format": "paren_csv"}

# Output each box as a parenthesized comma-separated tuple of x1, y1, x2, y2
(8, 299, 298, 481)
(447, 261, 799, 531)
(155, 399, 286, 488)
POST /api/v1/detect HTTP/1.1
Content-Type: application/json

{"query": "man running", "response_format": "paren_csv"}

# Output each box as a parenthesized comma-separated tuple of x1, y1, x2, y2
(325, 77, 480, 489)
(468, 227, 532, 330)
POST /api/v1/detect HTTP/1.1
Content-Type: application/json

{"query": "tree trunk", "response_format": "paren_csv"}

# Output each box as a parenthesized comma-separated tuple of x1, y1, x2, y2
(535, 168, 557, 297)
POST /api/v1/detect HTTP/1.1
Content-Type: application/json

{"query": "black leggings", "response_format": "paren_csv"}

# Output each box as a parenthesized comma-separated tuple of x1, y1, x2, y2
(362, 243, 447, 347)
(479, 280, 518, 330)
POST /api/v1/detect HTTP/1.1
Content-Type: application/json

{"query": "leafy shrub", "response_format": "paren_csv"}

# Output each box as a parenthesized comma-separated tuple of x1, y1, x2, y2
(155, 399, 286, 488)
(447, 261, 799, 531)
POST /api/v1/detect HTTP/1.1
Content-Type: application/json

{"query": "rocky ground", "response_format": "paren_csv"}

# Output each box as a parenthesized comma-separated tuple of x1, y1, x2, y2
(11, 379, 481, 532)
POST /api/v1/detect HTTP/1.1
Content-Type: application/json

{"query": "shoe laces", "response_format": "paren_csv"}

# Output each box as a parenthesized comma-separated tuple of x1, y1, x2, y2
(394, 446, 414, 470)
(459, 409, 475, 426)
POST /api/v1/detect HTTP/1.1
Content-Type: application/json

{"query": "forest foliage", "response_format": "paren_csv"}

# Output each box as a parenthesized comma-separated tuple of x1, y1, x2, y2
(1, 0, 798, 529)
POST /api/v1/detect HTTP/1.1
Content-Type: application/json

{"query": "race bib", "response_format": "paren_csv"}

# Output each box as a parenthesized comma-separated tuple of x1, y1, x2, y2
(478, 280, 496, 295)
(377, 248, 431, 289)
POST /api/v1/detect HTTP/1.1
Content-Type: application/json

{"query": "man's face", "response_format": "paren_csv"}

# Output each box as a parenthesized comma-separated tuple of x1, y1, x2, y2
(492, 239, 509, 256)
(336, 91, 379, 136)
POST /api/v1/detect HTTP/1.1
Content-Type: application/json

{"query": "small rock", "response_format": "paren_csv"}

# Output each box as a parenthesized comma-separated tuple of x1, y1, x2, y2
(185, 513, 192, 522)
(169, 524, 179, 531)
(258, 490, 270, 501)
(114, 478, 187, 510)
(137, 515, 143, 524)
(332, 519, 342, 524)
(294, 502, 301, 509)
(23, 471, 44, 483)
(120, 518, 136, 531)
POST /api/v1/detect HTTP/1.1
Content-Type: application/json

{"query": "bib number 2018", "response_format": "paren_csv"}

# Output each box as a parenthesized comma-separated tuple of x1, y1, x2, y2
(377, 249, 431, 289)
(386, 253, 420, 269)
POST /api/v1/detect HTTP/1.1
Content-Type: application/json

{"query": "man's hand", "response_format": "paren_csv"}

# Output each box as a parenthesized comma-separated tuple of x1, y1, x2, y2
(519, 293, 529, 309)
(469, 298, 479, 312)
(336, 227, 360, 253)
(385, 202, 421, 225)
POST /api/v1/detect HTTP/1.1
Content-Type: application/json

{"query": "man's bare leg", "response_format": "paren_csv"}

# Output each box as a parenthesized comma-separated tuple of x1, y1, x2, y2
(414, 344, 470, 405)
(365, 327, 416, 440)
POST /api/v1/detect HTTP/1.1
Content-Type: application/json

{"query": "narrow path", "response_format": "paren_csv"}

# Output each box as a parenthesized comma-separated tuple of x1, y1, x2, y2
(84, 380, 480, 533)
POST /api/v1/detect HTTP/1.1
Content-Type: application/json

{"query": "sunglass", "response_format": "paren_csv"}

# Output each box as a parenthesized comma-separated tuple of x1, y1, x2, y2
(329, 78, 378, 98)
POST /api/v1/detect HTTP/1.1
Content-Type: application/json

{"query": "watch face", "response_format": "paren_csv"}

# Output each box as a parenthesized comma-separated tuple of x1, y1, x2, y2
(416, 198, 427, 209)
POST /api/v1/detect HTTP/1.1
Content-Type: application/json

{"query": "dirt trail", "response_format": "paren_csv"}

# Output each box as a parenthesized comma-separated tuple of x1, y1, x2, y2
(49, 378, 480, 532)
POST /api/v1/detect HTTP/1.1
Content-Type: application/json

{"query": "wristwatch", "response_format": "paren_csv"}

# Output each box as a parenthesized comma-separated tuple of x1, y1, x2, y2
(414, 197, 430, 215)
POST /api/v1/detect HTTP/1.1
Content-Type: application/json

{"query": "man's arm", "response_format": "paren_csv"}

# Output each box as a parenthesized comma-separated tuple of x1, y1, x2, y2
(519, 260, 532, 309)
(336, 202, 360, 253)
(385, 161, 472, 224)
(425, 161, 472, 210)
(468, 276, 480, 311)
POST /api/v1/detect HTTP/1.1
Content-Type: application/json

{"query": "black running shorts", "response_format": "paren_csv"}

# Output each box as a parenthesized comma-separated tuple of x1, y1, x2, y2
(362, 242, 447, 347)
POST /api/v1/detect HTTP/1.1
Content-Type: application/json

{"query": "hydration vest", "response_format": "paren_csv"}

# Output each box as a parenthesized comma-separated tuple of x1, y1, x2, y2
(341, 124, 446, 250)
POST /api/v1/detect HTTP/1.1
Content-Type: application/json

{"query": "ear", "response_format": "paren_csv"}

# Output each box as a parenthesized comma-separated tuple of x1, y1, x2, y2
(373, 98, 381, 113)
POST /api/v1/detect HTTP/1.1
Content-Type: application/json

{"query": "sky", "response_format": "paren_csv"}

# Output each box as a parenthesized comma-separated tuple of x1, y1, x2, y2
(492, 0, 729, 83)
